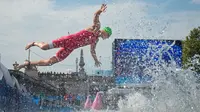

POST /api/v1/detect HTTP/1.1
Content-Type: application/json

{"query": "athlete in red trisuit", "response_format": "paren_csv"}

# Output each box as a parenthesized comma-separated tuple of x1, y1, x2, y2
(17, 4, 112, 70)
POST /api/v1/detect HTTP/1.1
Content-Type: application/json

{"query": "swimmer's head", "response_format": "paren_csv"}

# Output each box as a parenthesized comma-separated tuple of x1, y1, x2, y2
(100, 27, 112, 39)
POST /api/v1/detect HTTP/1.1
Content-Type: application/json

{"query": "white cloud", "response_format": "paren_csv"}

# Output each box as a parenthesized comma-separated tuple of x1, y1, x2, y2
(0, 0, 200, 74)
(192, 0, 200, 4)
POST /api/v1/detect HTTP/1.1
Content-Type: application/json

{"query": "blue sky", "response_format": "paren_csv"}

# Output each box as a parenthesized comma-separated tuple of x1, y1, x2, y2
(54, 0, 113, 6)
(148, 0, 200, 12)
(54, 0, 200, 12)
(0, 0, 200, 74)
(53, 0, 200, 19)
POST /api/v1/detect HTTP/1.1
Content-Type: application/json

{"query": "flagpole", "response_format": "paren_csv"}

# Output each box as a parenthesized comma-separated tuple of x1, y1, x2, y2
(28, 49, 30, 61)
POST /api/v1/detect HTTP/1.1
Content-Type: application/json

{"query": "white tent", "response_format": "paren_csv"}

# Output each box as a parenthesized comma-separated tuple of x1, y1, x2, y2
(0, 62, 14, 87)
(0, 62, 23, 93)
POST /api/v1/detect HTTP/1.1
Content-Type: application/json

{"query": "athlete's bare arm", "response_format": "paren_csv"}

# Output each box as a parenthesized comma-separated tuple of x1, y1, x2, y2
(86, 4, 107, 32)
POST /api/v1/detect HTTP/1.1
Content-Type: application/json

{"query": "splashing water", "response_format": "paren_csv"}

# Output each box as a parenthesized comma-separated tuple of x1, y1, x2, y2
(111, 42, 200, 112)
(116, 66, 200, 112)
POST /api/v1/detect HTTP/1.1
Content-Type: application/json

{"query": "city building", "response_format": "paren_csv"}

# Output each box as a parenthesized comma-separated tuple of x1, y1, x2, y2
(11, 49, 115, 96)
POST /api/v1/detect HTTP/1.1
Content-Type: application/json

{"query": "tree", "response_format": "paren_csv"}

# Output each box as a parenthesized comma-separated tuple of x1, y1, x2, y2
(182, 26, 200, 72)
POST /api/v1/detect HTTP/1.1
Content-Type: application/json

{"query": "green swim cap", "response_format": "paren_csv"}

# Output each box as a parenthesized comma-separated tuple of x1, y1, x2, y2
(103, 27, 112, 36)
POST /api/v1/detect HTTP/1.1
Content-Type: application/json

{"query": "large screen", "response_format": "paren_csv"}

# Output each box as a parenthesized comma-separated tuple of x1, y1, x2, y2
(112, 39, 182, 85)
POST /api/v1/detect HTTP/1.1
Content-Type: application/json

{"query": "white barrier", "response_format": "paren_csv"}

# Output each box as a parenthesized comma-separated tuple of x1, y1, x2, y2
(0, 62, 14, 87)
(0, 62, 24, 93)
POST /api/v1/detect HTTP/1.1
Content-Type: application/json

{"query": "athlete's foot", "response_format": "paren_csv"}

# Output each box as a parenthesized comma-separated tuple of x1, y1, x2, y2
(25, 42, 35, 50)
(23, 60, 31, 67)
(16, 60, 30, 70)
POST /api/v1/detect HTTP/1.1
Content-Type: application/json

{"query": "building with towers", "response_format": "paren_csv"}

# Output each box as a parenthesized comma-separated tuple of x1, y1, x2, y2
(11, 49, 115, 96)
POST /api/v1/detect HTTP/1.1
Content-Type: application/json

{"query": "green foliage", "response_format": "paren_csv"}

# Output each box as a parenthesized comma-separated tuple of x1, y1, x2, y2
(182, 26, 200, 72)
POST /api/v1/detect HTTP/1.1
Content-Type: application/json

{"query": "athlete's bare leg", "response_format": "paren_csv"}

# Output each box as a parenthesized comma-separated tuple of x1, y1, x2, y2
(25, 42, 52, 50)
(16, 56, 59, 70)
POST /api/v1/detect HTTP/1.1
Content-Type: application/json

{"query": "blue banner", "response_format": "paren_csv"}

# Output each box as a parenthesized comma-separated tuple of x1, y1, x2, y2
(113, 39, 182, 85)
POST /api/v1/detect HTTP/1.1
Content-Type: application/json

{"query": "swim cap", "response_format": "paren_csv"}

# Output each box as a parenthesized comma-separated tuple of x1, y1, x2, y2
(103, 27, 112, 36)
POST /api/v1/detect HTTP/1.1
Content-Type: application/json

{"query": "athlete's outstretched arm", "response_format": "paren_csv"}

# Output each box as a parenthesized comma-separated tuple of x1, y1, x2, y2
(90, 40, 101, 67)
(92, 4, 107, 31)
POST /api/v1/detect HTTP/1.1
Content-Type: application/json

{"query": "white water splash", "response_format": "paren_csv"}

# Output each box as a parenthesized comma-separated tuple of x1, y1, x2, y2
(115, 61, 200, 112)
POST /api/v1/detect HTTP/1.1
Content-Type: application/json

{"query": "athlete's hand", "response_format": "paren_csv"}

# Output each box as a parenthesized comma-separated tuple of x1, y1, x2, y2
(95, 60, 102, 67)
(100, 4, 107, 12)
